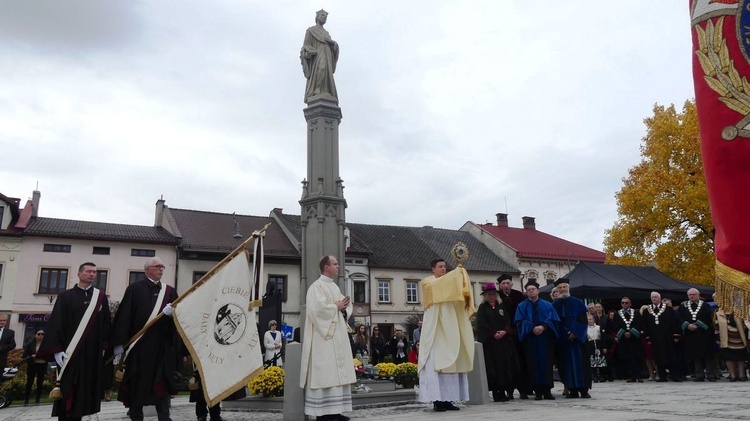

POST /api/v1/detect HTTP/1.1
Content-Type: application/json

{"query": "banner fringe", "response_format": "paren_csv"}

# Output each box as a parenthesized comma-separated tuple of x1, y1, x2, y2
(715, 259, 750, 320)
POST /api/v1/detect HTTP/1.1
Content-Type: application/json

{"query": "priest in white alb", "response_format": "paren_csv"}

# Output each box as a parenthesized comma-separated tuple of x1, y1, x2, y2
(418, 258, 475, 412)
(300, 255, 355, 421)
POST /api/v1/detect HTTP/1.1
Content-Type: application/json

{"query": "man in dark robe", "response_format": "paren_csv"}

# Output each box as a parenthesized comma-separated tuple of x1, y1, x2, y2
(677, 288, 718, 381)
(552, 279, 591, 399)
(612, 296, 644, 382)
(0, 314, 16, 376)
(642, 291, 682, 382)
(497, 273, 527, 399)
(39, 262, 110, 421)
(515, 281, 559, 400)
(476, 283, 520, 402)
(112, 257, 179, 421)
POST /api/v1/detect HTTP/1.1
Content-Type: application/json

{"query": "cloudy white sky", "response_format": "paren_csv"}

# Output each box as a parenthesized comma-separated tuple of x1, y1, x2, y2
(1, 1, 694, 251)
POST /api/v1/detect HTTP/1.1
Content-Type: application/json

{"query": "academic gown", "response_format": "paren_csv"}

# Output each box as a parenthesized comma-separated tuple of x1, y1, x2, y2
(642, 304, 681, 366)
(515, 298, 559, 390)
(553, 297, 592, 390)
(111, 279, 179, 408)
(677, 301, 715, 360)
(612, 309, 644, 360)
(476, 301, 520, 391)
(39, 285, 110, 418)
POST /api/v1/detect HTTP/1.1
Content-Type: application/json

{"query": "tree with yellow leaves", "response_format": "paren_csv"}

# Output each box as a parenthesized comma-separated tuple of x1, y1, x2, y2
(604, 100, 714, 285)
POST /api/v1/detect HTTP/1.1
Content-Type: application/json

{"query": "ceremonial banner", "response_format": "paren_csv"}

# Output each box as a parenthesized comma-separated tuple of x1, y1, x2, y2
(174, 233, 267, 406)
(691, 0, 750, 318)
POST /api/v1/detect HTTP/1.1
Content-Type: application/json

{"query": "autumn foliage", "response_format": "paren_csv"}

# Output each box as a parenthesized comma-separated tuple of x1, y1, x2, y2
(604, 100, 715, 285)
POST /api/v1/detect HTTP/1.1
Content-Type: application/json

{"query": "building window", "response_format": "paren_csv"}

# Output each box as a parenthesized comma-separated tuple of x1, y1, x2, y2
(92, 246, 110, 255)
(43, 244, 71, 253)
(128, 271, 145, 285)
(193, 271, 207, 284)
(544, 271, 557, 285)
(94, 270, 108, 291)
(268, 275, 287, 302)
(406, 280, 419, 304)
(353, 280, 367, 303)
(377, 279, 391, 303)
(38, 268, 69, 294)
(131, 249, 155, 257)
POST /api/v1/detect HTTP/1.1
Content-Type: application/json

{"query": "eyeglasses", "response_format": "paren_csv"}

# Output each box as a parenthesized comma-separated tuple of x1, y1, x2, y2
(270, 323, 277, 326)
(36, 333, 44, 336)
(149, 265, 166, 270)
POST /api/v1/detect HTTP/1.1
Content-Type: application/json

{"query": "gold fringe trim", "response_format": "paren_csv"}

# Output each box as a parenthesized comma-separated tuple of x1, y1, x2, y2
(715, 259, 750, 320)
(248, 299, 263, 311)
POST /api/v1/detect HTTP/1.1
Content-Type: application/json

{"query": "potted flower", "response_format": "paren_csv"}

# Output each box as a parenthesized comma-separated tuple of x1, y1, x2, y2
(393, 362, 418, 389)
(248, 366, 285, 398)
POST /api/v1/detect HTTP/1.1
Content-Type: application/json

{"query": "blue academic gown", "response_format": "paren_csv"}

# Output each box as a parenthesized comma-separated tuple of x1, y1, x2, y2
(515, 299, 560, 390)
(553, 297, 592, 390)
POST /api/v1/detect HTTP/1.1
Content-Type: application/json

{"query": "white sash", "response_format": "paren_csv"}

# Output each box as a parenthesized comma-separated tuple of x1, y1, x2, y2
(124, 282, 167, 361)
(58, 287, 100, 380)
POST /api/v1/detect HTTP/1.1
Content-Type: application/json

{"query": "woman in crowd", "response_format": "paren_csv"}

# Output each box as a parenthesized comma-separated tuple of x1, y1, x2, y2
(409, 341, 419, 364)
(715, 304, 748, 381)
(476, 283, 520, 402)
(23, 329, 47, 406)
(353, 324, 369, 357)
(263, 320, 283, 366)
(370, 325, 386, 365)
(389, 330, 410, 364)
(586, 314, 609, 382)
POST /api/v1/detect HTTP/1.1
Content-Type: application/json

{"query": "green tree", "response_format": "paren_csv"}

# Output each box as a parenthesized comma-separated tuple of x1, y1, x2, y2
(604, 100, 715, 285)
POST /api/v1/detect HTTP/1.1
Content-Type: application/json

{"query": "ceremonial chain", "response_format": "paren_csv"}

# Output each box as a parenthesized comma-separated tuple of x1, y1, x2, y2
(648, 303, 667, 325)
(684, 300, 703, 322)
(618, 308, 634, 330)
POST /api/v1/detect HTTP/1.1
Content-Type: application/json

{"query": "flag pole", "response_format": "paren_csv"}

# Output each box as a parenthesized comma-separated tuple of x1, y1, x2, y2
(106, 222, 272, 364)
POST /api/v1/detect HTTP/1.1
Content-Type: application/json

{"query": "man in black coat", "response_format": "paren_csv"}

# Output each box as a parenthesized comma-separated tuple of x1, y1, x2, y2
(612, 296, 644, 382)
(0, 314, 16, 375)
(112, 257, 179, 421)
(39, 262, 110, 421)
(497, 274, 527, 399)
(677, 288, 718, 381)
(642, 292, 682, 382)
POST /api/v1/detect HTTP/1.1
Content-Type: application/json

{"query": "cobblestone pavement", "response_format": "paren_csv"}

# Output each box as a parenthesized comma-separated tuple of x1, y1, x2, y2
(2, 379, 749, 420)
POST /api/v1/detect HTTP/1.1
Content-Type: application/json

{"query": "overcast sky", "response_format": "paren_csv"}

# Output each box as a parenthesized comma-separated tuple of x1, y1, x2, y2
(0, 1, 694, 251)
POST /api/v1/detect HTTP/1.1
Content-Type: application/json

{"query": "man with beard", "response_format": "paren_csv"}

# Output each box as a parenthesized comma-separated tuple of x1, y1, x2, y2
(677, 288, 718, 381)
(642, 292, 682, 382)
(552, 279, 591, 399)
(612, 297, 644, 382)
(515, 281, 559, 400)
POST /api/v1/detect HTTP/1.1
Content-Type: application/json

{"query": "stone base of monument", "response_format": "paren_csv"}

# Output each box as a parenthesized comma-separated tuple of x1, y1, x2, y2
(358, 379, 396, 392)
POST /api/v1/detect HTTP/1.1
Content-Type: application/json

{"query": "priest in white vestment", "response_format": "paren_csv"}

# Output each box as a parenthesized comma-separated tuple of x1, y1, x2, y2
(300, 255, 356, 421)
(418, 258, 475, 411)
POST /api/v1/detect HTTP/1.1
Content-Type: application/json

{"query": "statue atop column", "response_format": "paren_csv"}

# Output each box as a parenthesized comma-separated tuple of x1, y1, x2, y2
(300, 9, 339, 104)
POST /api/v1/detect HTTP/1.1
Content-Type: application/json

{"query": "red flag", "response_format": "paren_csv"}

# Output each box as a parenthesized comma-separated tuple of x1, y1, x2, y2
(691, 0, 750, 318)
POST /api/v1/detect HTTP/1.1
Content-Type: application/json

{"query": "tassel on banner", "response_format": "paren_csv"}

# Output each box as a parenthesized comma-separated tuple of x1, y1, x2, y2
(715, 260, 750, 320)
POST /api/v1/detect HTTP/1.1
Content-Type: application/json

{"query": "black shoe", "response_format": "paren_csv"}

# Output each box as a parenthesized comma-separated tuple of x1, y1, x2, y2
(506, 390, 514, 400)
(519, 393, 529, 400)
(694, 377, 705, 382)
(707, 378, 717, 382)
(543, 393, 556, 400)
(444, 402, 460, 411)
(534, 393, 543, 401)
(433, 401, 446, 412)
(672, 378, 683, 382)
(492, 391, 503, 402)
(580, 391, 591, 399)
(566, 390, 579, 399)
(198, 417, 207, 421)
(338, 416, 350, 421)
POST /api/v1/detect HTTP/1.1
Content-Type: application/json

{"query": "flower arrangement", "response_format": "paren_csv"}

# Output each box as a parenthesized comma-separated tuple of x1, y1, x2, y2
(248, 366, 285, 398)
(393, 362, 418, 389)
(374, 362, 397, 378)
(353, 358, 366, 377)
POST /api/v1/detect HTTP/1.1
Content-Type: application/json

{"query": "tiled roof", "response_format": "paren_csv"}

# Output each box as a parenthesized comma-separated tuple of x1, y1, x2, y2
(474, 222, 605, 262)
(271, 211, 518, 272)
(23, 217, 178, 244)
(169, 208, 299, 257)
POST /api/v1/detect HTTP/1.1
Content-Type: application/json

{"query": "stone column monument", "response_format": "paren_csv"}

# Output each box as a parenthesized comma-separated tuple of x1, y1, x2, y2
(298, 9, 347, 296)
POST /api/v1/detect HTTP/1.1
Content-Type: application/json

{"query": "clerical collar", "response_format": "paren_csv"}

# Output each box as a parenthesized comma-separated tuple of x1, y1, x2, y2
(320, 275, 334, 282)
(146, 276, 160, 285)
(76, 284, 94, 291)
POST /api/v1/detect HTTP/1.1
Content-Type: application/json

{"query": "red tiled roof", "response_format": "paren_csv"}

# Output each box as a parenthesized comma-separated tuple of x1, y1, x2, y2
(474, 222, 605, 262)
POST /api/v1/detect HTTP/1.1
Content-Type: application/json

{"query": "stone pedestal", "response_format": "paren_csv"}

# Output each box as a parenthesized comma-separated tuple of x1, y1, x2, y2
(283, 342, 304, 421)
(467, 341, 489, 405)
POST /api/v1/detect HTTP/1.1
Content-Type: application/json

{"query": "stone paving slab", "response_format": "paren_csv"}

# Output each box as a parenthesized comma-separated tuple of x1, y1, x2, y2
(0, 379, 748, 420)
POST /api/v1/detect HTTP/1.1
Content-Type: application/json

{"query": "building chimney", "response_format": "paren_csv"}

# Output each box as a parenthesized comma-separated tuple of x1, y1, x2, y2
(155, 197, 165, 227)
(522, 216, 536, 230)
(272, 208, 283, 215)
(495, 213, 508, 227)
(31, 190, 41, 218)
